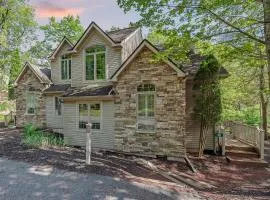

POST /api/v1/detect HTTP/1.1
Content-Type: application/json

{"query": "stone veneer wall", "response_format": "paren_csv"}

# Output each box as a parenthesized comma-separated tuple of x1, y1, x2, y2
(15, 68, 47, 128)
(114, 47, 186, 158)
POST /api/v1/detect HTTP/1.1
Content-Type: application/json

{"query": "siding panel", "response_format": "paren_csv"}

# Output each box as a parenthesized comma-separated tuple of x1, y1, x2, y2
(185, 78, 214, 153)
(63, 101, 115, 149)
(45, 96, 63, 131)
(71, 29, 122, 88)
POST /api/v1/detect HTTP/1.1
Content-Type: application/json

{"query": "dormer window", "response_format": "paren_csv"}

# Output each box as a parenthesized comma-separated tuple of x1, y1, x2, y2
(85, 45, 106, 80)
(61, 55, 71, 80)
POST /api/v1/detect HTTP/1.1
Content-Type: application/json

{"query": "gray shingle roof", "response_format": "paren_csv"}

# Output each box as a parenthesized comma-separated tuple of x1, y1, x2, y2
(63, 85, 114, 97)
(40, 68, 51, 80)
(44, 84, 71, 93)
(29, 63, 52, 84)
(106, 27, 137, 43)
(181, 53, 229, 76)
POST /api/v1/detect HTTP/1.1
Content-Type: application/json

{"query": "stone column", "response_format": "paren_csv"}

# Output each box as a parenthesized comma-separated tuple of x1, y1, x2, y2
(86, 123, 92, 165)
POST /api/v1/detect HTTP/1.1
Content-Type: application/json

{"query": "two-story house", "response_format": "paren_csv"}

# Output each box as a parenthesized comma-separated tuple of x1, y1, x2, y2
(14, 22, 228, 159)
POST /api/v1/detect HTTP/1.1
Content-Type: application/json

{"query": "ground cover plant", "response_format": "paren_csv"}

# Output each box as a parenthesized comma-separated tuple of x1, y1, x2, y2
(22, 124, 64, 148)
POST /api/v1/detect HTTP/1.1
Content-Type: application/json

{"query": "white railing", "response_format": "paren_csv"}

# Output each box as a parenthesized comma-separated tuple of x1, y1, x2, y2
(224, 121, 265, 159)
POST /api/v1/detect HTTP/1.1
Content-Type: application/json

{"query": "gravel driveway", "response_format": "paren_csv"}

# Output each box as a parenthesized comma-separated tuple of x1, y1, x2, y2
(0, 158, 201, 200)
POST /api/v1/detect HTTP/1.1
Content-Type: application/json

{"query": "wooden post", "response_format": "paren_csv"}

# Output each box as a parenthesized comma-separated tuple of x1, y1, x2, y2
(260, 129, 265, 160)
(86, 123, 92, 165)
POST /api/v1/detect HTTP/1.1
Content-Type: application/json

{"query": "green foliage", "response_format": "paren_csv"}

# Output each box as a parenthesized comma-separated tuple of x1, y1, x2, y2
(193, 55, 222, 156)
(194, 55, 222, 125)
(23, 124, 64, 148)
(0, 101, 8, 111)
(8, 48, 22, 99)
(29, 15, 84, 65)
(0, 0, 37, 90)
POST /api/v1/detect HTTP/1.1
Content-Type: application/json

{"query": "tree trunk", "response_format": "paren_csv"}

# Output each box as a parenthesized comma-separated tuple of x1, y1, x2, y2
(264, 1, 270, 91)
(259, 65, 268, 139)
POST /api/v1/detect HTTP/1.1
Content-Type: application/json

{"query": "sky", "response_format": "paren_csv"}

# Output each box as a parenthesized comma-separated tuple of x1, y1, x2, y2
(29, 0, 141, 30)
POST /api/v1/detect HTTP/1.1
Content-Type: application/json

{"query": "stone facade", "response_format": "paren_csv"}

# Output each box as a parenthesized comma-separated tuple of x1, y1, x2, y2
(15, 67, 48, 128)
(114, 47, 186, 158)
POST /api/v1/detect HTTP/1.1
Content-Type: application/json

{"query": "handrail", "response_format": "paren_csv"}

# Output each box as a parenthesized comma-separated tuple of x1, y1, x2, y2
(224, 121, 265, 159)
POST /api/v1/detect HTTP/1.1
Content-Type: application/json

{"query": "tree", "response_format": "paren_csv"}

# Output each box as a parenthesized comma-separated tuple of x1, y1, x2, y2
(0, 0, 37, 90)
(8, 48, 21, 99)
(193, 55, 222, 157)
(118, 0, 270, 136)
(29, 15, 84, 65)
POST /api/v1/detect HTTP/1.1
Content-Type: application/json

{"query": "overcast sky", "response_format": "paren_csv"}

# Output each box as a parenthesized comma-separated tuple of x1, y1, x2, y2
(29, 0, 140, 30)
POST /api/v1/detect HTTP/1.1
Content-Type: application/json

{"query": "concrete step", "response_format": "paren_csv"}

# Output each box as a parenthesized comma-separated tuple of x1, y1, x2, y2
(226, 144, 256, 152)
(226, 149, 259, 159)
(226, 156, 268, 167)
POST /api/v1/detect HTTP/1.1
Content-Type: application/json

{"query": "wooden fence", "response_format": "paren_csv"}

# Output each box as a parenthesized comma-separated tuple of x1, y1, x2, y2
(224, 121, 265, 159)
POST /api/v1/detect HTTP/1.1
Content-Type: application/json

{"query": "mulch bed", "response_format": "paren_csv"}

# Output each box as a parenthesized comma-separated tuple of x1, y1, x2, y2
(188, 155, 270, 200)
(0, 128, 171, 182)
(1, 128, 270, 199)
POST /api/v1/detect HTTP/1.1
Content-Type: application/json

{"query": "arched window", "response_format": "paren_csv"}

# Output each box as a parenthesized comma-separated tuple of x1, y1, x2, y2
(85, 45, 106, 80)
(137, 84, 156, 132)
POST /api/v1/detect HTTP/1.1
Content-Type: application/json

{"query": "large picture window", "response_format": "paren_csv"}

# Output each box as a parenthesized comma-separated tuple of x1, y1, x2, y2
(137, 84, 156, 132)
(85, 45, 106, 80)
(78, 103, 101, 130)
(26, 93, 36, 114)
(61, 55, 71, 80)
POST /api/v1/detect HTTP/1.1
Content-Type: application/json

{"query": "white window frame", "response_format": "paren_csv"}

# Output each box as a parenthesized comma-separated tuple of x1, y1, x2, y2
(25, 92, 37, 115)
(136, 84, 156, 133)
(60, 55, 72, 80)
(77, 102, 103, 131)
(84, 46, 106, 81)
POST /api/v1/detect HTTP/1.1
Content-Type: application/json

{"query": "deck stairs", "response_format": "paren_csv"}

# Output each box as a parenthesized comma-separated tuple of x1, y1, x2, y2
(225, 139, 268, 167)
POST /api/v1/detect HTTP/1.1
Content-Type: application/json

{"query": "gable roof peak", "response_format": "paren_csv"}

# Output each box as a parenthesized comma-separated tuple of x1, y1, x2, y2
(49, 37, 73, 60)
(14, 62, 52, 86)
(111, 39, 186, 80)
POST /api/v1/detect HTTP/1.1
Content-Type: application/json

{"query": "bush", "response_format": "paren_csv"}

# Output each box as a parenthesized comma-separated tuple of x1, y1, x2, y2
(23, 124, 64, 148)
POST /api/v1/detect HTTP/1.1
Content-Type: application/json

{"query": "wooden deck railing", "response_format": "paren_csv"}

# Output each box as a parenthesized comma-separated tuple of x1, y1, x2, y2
(224, 121, 265, 159)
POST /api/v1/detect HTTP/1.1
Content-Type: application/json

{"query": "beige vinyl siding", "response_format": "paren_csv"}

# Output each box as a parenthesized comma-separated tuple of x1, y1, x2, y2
(185, 78, 214, 152)
(63, 101, 115, 149)
(121, 29, 143, 62)
(45, 96, 63, 132)
(51, 42, 73, 85)
(71, 29, 122, 88)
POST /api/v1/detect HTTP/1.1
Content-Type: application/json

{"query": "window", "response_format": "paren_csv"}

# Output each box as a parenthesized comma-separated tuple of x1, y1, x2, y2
(26, 93, 36, 114)
(85, 45, 106, 80)
(78, 103, 101, 130)
(61, 55, 71, 80)
(55, 97, 62, 115)
(137, 84, 156, 132)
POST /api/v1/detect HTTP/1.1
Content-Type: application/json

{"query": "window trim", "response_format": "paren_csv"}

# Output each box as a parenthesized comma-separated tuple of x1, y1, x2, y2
(84, 45, 107, 82)
(76, 102, 103, 131)
(25, 91, 37, 115)
(60, 54, 72, 80)
(136, 84, 156, 133)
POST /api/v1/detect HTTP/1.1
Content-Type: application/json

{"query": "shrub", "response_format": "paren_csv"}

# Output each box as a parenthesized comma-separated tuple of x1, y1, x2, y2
(23, 124, 64, 148)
